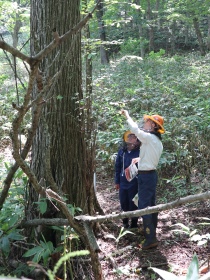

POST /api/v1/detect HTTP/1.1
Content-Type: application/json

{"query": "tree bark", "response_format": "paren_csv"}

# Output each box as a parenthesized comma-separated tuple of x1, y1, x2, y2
(96, 0, 109, 64)
(193, 17, 206, 56)
(146, 0, 154, 52)
(170, 20, 176, 55)
(134, 0, 145, 58)
(30, 0, 97, 213)
(29, 1, 102, 278)
(207, 16, 210, 51)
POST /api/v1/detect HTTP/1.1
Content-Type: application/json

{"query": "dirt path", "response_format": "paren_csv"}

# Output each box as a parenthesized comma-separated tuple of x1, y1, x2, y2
(96, 175, 210, 279)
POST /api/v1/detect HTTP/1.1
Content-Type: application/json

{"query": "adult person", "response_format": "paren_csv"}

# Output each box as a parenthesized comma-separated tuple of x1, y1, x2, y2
(115, 131, 140, 229)
(121, 110, 165, 250)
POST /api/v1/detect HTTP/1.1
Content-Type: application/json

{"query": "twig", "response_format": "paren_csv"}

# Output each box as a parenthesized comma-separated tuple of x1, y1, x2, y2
(145, 262, 168, 269)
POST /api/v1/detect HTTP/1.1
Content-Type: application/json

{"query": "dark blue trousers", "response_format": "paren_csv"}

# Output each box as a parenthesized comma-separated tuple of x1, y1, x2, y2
(119, 185, 138, 225)
(138, 171, 157, 219)
(119, 185, 138, 212)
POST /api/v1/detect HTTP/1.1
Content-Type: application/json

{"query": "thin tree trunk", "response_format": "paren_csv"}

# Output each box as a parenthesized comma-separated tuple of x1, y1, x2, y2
(193, 17, 206, 56)
(134, 0, 145, 58)
(11, 0, 22, 48)
(207, 16, 210, 51)
(96, 0, 109, 64)
(146, 0, 154, 52)
(170, 20, 176, 55)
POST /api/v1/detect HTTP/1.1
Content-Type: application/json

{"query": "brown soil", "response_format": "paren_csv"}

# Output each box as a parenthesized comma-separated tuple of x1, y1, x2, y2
(96, 174, 210, 280)
(1, 141, 210, 279)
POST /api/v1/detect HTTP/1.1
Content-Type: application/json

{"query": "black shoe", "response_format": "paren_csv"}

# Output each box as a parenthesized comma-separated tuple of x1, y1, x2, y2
(129, 224, 138, 229)
(123, 223, 129, 229)
(130, 218, 138, 228)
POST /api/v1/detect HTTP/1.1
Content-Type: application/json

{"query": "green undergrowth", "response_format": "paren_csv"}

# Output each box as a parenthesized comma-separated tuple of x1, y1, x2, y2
(1, 52, 210, 200)
(93, 52, 210, 200)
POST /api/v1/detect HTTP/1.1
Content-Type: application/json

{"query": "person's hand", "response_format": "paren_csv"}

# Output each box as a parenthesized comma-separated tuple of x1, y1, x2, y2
(132, 157, 140, 164)
(121, 109, 129, 119)
(115, 184, 120, 190)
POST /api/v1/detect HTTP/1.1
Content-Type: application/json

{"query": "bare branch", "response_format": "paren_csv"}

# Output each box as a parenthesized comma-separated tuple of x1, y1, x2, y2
(20, 218, 68, 227)
(18, 190, 210, 227)
(75, 191, 210, 222)
(0, 40, 32, 64)
(0, 0, 99, 69)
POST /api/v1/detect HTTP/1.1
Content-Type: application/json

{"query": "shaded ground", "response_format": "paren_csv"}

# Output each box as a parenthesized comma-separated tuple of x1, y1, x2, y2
(96, 173, 210, 279)
(1, 140, 210, 279)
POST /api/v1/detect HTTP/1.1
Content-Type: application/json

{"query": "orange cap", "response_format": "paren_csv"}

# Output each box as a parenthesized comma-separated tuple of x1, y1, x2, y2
(123, 131, 136, 142)
(144, 114, 165, 134)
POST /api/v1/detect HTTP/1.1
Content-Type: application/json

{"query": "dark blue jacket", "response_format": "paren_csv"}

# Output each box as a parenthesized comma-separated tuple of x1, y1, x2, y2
(115, 147, 139, 189)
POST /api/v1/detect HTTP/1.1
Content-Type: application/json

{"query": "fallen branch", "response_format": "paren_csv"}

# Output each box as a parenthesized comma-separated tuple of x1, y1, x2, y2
(75, 191, 210, 222)
(18, 190, 210, 227)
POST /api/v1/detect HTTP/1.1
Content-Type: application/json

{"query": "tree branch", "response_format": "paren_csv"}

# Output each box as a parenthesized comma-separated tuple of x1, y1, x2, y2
(18, 190, 210, 227)
(75, 191, 210, 222)
(0, 0, 100, 68)
(0, 40, 32, 64)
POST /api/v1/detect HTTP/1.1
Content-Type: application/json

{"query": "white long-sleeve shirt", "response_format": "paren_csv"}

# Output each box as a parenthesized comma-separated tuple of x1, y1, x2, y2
(127, 117, 163, 170)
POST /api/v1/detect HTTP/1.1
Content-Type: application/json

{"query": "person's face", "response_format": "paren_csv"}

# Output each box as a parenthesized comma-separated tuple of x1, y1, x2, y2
(143, 119, 155, 131)
(126, 134, 138, 151)
(127, 134, 137, 144)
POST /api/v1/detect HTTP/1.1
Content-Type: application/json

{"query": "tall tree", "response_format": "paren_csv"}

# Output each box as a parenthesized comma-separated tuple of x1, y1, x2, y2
(0, 0, 103, 277)
(28, 0, 102, 278)
(29, 0, 98, 213)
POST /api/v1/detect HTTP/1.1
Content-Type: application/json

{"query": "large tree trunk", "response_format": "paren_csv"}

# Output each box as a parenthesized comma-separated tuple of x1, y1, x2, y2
(30, 0, 96, 211)
(29, 1, 103, 278)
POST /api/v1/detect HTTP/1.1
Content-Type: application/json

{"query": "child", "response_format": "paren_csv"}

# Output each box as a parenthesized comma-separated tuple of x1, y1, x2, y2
(115, 131, 140, 228)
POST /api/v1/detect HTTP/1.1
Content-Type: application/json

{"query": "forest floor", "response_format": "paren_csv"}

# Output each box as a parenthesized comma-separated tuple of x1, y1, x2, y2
(1, 139, 210, 280)
(96, 171, 210, 280)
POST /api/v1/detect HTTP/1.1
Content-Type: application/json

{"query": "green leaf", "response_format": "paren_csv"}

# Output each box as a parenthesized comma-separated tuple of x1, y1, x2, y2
(197, 240, 207, 246)
(150, 267, 179, 280)
(15, 168, 24, 179)
(0, 236, 10, 255)
(186, 254, 199, 280)
(38, 200, 47, 214)
(105, 234, 116, 240)
(7, 231, 24, 241)
(44, 241, 54, 252)
(32, 250, 43, 263)
(190, 234, 202, 242)
(23, 246, 43, 257)
(171, 223, 190, 234)
(189, 229, 197, 237)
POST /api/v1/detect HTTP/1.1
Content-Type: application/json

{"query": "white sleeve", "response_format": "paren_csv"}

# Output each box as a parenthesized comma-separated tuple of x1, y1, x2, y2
(126, 117, 150, 143)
